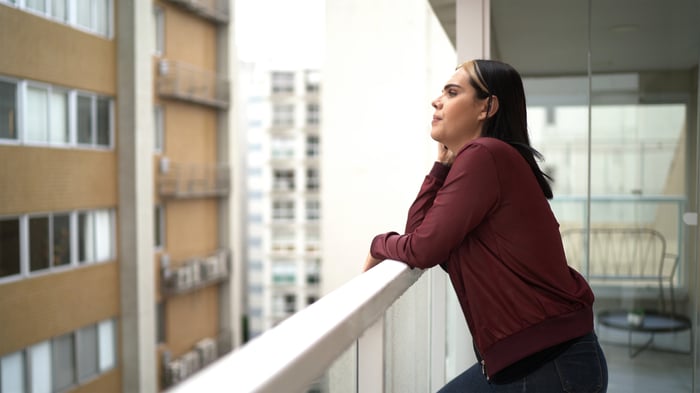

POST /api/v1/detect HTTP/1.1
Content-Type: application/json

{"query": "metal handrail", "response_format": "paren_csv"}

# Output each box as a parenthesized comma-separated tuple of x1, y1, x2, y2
(157, 59, 230, 108)
(166, 260, 423, 393)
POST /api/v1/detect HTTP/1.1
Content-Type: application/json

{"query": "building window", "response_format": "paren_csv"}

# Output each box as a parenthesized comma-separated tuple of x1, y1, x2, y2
(3, 0, 111, 37)
(306, 168, 320, 191)
(305, 230, 320, 253)
(0, 217, 21, 279)
(0, 319, 116, 392)
(29, 341, 52, 393)
(305, 70, 320, 94)
(28, 213, 72, 273)
(97, 319, 116, 371)
(272, 200, 294, 221)
(272, 260, 296, 284)
(77, 94, 112, 147)
(154, 105, 164, 152)
(306, 259, 320, 284)
(272, 228, 295, 252)
(76, 0, 112, 36)
(154, 205, 164, 249)
(272, 104, 294, 127)
(153, 5, 165, 56)
(0, 80, 17, 140)
(52, 332, 76, 391)
(271, 72, 294, 94)
(306, 135, 319, 158)
(273, 293, 297, 316)
(273, 169, 295, 191)
(0, 350, 25, 393)
(306, 200, 320, 221)
(157, 302, 166, 344)
(78, 210, 114, 264)
(77, 325, 99, 381)
(24, 84, 70, 145)
(272, 136, 295, 159)
(306, 103, 320, 126)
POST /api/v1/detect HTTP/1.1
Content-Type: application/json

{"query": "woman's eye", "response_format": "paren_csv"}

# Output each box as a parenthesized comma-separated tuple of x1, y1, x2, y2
(447, 90, 458, 97)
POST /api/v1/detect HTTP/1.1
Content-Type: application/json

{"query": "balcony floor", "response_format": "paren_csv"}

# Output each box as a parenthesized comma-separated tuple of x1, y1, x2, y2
(603, 342, 693, 392)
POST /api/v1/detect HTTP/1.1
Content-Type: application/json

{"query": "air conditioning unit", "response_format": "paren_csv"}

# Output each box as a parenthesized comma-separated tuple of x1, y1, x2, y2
(175, 266, 192, 291)
(195, 338, 217, 365)
(190, 261, 202, 285)
(181, 351, 201, 375)
(164, 359, 185, 386)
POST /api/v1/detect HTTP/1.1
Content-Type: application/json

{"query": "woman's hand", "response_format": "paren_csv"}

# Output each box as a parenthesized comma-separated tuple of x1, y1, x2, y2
(437, 144, 455, 166)
(363, 252, 383, 272)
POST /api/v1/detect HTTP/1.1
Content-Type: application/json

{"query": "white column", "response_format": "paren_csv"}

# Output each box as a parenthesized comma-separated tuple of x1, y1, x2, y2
(456, 0, 491, 61)
(117, 0, 156, 391)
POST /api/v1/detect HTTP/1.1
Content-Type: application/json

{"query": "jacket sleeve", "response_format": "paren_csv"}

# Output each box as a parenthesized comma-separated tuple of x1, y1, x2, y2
(370, 143, 500, 269)
(404, 162, 450, 233)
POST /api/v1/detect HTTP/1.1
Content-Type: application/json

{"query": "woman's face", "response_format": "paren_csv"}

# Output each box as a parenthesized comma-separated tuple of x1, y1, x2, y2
(430, 68, 489, 152)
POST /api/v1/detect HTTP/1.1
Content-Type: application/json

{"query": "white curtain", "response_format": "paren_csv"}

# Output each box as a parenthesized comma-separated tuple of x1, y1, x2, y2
(94, 210, 112, 261)
(98, 320, 115, 371)
(76, 0, 92, 30)
(51, 0, 67, 22)
(29, 341, 52, 393)
(0, 351, 25, 393)
(25, 86, 48, 143)
(49, 90, 68, 144)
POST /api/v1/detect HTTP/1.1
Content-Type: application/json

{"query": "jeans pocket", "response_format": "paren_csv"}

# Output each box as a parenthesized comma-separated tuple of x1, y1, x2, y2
(553, 341, 604, 393)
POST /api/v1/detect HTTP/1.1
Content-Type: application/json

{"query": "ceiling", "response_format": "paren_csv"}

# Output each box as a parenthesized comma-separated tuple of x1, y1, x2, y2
(429, 0, 700, 76)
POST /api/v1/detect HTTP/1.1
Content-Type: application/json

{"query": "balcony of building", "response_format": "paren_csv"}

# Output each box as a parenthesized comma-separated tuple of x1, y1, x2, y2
(157, 59, 230, 109)
(158, 158, 230, 199)
(164, 0, 230, 24)
(160, 249, 230, 297)
(165, 195, 695, 393)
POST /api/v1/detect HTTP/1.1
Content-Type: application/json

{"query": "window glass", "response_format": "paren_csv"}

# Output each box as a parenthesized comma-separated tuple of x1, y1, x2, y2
(77, 95, 93, 144)
(153, 5, 164, 55)
(29, 216, 50, 272)
(51, 0, 68, 22)
(0, 218, 20, 279)
(29, 341, 52, 393)
(272, 261, 296, 284)
(96, 97, 110, 146)
(0, 80, 17, 140)
(52, 333, 76, 391)
(77, 325, 98, 381)
(94, 210, 112, 261)
(98, 319, 115, 371)
(156, 303, 166, 344)
(154, 205, 164, 248)
(154, 106, 164, 151)
(49, 89, 69, 144)
(26, 85, 49, 143)
(1, 351, 25, 393)
(26, 0, 46, 13)
(76, 0, 92, 30)
(53, 214, 71, 267)
(95, 0, 109, 36)
(78, 212, 94, 263)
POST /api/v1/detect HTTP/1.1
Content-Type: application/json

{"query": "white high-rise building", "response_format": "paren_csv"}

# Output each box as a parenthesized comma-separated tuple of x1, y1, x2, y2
(244, 66, 322, 338)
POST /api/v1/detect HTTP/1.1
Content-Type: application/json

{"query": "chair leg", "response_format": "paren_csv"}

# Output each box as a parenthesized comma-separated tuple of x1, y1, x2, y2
(628, 330, 655, 358)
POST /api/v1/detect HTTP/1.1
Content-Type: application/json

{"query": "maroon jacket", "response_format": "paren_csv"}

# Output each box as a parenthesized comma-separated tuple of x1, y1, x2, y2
(370, 137, 594, 378)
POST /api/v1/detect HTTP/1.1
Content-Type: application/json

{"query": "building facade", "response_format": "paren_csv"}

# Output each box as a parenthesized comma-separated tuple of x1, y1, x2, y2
(244, 67, 322, 338)
(0, 1, 243, 392)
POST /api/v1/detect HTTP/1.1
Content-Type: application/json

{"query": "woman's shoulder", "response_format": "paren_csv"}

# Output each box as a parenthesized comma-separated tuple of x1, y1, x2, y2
(457, 137, 518, 157)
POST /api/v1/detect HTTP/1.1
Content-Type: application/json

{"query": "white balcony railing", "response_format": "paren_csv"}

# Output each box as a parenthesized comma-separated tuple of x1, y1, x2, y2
(166, 260, 429, 392)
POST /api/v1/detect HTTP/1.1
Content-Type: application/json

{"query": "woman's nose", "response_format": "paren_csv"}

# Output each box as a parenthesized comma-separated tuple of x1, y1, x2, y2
(432, 97, 441, 109)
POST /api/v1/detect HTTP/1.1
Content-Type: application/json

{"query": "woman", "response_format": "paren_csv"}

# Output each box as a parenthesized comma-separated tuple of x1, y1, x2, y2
(364, 60, 608, 392)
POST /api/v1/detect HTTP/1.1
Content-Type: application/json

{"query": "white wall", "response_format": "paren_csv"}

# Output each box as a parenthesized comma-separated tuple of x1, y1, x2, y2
(321, 0, 456, 294)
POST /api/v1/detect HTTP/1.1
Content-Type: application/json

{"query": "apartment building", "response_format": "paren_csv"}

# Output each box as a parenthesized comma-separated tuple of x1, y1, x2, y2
(245, 67, 322, 338)
(0, 1, 242, 392)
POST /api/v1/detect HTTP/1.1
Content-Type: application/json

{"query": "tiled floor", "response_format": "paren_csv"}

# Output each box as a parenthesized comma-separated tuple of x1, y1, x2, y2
(602, 342, 694, 392)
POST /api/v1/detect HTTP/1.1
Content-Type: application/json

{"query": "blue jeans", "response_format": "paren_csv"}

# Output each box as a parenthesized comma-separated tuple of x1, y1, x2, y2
(437, 332, 608, 392)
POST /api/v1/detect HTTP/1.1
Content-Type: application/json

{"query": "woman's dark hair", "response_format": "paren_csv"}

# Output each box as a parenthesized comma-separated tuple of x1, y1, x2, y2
(462, 59, 554, 199)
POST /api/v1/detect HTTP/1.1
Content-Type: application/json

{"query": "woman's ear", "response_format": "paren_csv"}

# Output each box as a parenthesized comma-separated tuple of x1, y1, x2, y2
(485, 95, 499, 119)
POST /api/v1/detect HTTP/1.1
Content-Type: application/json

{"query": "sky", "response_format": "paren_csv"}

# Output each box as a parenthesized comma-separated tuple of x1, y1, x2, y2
(235, 0, 325, 69)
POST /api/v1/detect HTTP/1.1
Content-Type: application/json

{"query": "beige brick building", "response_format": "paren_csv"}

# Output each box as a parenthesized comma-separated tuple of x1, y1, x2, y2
(0, 1, 243, 391)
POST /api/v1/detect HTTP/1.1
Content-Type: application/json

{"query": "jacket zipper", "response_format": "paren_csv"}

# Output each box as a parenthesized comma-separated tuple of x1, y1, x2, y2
(481, 360, 489, 381)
